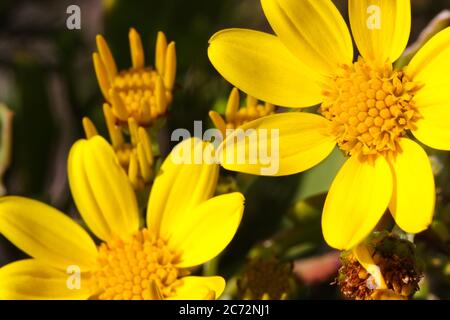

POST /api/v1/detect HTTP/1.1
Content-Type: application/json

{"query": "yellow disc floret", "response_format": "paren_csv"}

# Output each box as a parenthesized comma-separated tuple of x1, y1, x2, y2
(321, 58, 422, 159)
(110, 67, 171, 124)
(92, 229, 186, 300)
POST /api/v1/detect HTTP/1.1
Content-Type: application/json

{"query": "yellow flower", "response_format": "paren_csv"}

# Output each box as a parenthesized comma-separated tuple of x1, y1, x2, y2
(82, 105, 154, 190)
(209, 87, 275, 136)
(93, 28, 176, 126)
(208, 0, 450, 249)
(0, 137, 244, 299)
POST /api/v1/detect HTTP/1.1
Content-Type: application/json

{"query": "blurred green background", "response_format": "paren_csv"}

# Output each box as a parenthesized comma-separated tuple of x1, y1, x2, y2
(0, 0, 449, 299)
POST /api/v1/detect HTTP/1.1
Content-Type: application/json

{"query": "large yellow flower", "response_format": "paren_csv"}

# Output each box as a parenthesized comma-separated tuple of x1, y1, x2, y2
(208, 0, 450, 249)
(0, 137, 244, 299)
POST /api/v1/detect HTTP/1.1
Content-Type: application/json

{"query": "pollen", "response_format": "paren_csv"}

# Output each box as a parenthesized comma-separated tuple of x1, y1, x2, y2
(321, 58, 422, 159)
(91, 229, 186, 300)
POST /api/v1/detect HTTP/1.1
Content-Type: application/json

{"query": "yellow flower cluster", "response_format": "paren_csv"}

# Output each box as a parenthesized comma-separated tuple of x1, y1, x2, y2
(85, 28, 177, 189)
(0, 0, 450, 301)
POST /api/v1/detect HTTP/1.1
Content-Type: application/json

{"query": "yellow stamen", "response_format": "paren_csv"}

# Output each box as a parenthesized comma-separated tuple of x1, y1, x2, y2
(92, 229, 185, 300)
(82, 117, 99, 139)
(321, 58, 421, 160)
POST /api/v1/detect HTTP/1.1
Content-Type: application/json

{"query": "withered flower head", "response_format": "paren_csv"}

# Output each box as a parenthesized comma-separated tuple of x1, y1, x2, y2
(337, 232, 423, 300)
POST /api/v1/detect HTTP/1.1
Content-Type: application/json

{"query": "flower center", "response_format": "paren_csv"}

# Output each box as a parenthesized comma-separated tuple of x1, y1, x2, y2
(92, 229, 186, 300)
(111, 68, 171, 125)
(320, 58, 422, 159)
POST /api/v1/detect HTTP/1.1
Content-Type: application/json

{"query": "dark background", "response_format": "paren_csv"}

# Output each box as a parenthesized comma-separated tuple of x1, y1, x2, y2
(0, 0, 449, 299)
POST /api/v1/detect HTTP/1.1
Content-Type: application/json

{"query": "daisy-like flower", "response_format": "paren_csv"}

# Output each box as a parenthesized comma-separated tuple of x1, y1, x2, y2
(0, 137, 244, 299)
(209, 87, 276, 136)
(93, 28, 175, 126)
(208, 0, 450, 249)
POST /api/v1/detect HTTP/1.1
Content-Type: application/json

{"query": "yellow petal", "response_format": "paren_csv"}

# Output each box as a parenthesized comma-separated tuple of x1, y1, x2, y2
(82, 117, 98, 139)
(407, 28, 450, 149)
(412, 103, 450, 151)
(96, 35, 117, 81)
(218, 112, 336, 176)
(155, 31, 167, 74)
(261, 0, 353, 76)
(209, 111, 227, 136)
(147, 138, 219, 238)
(172, 193, 244, 268)
(349, 0, 411, 65)
(353, 244, 387, 289)
(389, 139, 435, 233)
(408, 27, 450, 81)
(129, 28, 144, 69)
(208, 28, 323, 108)
(0, 197, 97, 271)
(169, 276, 225, 300)
(68, 136, 139, 241)
(164, 42, 177, 91)
(0, 259, 91, 300)
(322, 156, 393, 250)
(92, 53, 110, 100)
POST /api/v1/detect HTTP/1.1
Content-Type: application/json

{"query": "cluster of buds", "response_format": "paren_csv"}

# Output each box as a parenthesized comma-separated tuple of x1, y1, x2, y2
(83, 105, 153, 190)
(85, 28, 176, 189)
(93, 28, 175, 125)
